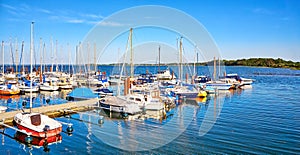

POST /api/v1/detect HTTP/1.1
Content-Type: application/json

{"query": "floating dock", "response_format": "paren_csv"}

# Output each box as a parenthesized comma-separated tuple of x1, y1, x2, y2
(0, 98, 99, 125)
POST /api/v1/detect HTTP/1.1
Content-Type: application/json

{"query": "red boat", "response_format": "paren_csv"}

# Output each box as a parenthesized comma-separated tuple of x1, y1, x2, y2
(14, 112, 62, 138)
(13, 22, 62, 138)
(15, 131, 62, 147)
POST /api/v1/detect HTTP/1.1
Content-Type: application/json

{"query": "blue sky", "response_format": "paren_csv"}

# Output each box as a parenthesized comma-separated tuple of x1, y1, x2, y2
(1, 0, 299, 64)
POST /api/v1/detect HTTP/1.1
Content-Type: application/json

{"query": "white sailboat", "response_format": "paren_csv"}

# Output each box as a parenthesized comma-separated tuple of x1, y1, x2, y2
(14, 22, 62, 138)
(204, 57, 232, 93)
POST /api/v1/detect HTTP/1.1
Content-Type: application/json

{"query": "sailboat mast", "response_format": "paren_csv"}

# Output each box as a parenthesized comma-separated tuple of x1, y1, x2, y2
(21, 41, 24, 74)
(68, 43, 70, 73)
(15, 38, 18, 73)
(213, 57, 216, 81)
(196, 52, 199, 75)
(1, 41, 4, 74)
(43, 43, 45, 74)
(9, 41, 13, 71)
(50, 36, 53, 72)
(218, 58, 220, 78)
(30, 21, 34, 113)
(87, 42, 90, 73)
(118, 48, 120, 72)
(194, 45, 196, 76)
(75, 44, 78, 74)
(94, 43, 96, 72)
(55, 40, 58, 72)
(39, 38, 42, 74)
(60, 45, 63, 72)
(130, 28, 133, 78)
(179, 37, 183, 81)
(158, 45, 160, 72)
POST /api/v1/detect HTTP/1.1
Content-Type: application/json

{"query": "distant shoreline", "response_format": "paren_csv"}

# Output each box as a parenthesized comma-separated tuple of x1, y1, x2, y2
(3, 58, 299, 70)
(222, 58, 300, 70)
(107, 58, 300, 70)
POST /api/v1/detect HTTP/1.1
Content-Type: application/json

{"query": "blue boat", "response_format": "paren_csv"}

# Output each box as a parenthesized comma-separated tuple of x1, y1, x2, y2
(66, 87, 98, 101)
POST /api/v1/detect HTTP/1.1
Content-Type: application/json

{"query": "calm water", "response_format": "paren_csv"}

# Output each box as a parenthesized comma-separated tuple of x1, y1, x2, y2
(0, 66, 299, 154)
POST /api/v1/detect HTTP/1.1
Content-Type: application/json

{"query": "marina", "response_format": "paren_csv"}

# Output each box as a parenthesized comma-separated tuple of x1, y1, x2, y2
(0, 66, 298, 154)
(1, 1, 299, 154)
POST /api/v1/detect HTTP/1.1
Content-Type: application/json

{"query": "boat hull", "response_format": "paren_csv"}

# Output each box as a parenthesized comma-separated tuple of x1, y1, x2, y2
(14, 113, 62, 138)
(174, 92, 199, 99)
(99, 96, 142, 115)
(39, 86, 59, 91)
(205, 83, 232, 90)
(15, 123, 62, 138)
(0, 90, 20, 95)
(15, 132, 62, 147)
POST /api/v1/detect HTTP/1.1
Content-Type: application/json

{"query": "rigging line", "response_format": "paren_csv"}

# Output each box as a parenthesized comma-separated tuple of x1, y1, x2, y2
(180, 39, 194, 78)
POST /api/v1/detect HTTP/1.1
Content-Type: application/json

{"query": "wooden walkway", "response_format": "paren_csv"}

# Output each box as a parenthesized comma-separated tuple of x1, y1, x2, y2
(0, 98, 99, 124)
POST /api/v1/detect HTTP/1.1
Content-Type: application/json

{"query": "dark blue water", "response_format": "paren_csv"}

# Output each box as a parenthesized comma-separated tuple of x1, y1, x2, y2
(0, 66, 299, 154)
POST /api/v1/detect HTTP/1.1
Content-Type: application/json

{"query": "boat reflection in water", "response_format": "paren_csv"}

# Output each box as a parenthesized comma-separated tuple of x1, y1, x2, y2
(14, 131, 62, 152)
(99, 107, 167, 121)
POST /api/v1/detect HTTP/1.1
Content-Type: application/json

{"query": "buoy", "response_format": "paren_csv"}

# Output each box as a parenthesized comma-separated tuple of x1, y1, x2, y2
(46, 98, 50, 104)
(122, 113, 128, 118)
(25, 135, 33, 144)
(22, 100, 27, 107)
(98, 117, 104, 124)
(66, 124, 73, 133)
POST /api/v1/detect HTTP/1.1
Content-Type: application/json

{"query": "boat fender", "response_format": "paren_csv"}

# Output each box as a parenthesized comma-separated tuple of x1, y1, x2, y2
(46, 98, 50, 104)
(22, 100, 27, 107)
(122, 113, 128, 118)
(66, 124, 74, 133)
(98, 117, 104, 124)
(25, 135, 33, 144)
(43, 125, 50, 131)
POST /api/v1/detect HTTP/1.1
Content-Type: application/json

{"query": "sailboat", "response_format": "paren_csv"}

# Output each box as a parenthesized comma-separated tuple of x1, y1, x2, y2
(204, 57, 232, 93)
(14, 22, 62, 138)
(168, 37, 199, 99)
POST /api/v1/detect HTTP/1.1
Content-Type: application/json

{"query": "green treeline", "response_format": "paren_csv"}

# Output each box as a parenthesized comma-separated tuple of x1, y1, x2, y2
(223, 58, 300, 70)
(107, 58, 300, 70)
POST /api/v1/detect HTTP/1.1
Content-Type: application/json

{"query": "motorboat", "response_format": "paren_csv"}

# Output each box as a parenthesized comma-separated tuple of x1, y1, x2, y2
(204, 81, 232, 93)
(14, 112, 62, 138)
(57, 77, 73, 90)
(0, 84, 20, 95)
(66, 87, 98, 101)
(156, 68, 176, 80)
(93, 88, 113, 97)
(99, 96, 142, 115)
(39, 81, 59, 91)
(14, 22, 62, 139)
(15, 131, 62, 147)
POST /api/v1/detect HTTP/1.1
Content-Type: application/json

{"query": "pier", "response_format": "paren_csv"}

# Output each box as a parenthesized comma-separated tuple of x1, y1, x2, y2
(0, 98, 99, 125)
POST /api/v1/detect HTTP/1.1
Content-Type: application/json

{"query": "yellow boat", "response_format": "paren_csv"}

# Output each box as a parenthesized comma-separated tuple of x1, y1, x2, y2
(0, 84, 20, 95)
(197, 90, 207, 98)
(195, 97, 207, 103)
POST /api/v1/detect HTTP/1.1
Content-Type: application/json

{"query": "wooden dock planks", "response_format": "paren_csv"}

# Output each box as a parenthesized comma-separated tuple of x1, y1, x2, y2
(0, 98, 99, 124)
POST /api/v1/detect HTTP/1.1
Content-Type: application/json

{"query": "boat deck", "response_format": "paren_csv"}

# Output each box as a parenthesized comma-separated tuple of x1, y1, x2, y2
(100, 96, 142, 114)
